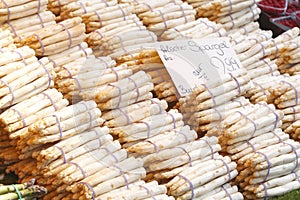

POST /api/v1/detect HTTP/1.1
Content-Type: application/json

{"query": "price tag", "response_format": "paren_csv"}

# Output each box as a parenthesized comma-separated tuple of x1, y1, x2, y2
(155, 37, 242, 96)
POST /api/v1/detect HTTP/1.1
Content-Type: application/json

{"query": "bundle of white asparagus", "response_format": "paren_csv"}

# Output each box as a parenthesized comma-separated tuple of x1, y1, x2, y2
(47, 0, 77, 16)
(160, 17, 227, 40)
(179, 68, 251, 135)
(0, 88, 68, 167)
(80, 70, 154, 111)
(0, 53, 56, 109)
(131, 0, 196, 37)
(58, 0, 117, 22)
(53, 54, 116, 102)
(81, 3, 135, 33)
(0, 11, 56, 39)
(275, 36, 300, 75)
(0, 0, 48, 23)
(18, 100, 104, 147)
(92, 180, 175, 200)
(196, 0, 261, 31)
(48, 42, 94, 70)
(281, 105, 300, 131)
(165, 155, 241, 199)
(91, 29, 157, 57)
(286, 117, 300, 141)
(111, 109, 184, 144)
(18, 17, 86, 56)
(219, 102, 284, 146)
(263, 27, 300, 61)
(216, 100, 300, 198)
(114, 49, 179, 104)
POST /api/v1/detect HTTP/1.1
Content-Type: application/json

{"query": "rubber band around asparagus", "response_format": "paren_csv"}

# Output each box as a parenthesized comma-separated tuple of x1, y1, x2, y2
(145, 140, 159, 152)
(139, 121, 151, 138)
(246, 140, 271, 182)
(179, 4, 188, 23)
(78, 1, 87, 14)
(229, 73, 241, 95)
(38, 60, 52, 89)
(167, 112, 177, 129)
(231, 98, 246, 108)
(253, 82, 267, 96)
(158, 10, 168, 32)
(95, 11, 103, 28)
(128, 77, 140, 103)
(177, 174, 195, 199)
(139, 184, 156, 200)
(150, 99, 163, 114)
(218, 158, 232, 182)
(53, 113, 63, 139)
(133, 18, 143, 31)
(13, 49, 27, 65)
(112, 164, 129, 189)
(68, 161, 87, 179)
(37, 13, 45, 28)
(114, 35, 134, 58)
(2, 0, 10, 21)
(236, 111, 257, 138)
(79, 44, 88, 58)
(250, 38, 266, 57)
(10, 108, 26, 127)
(0, 78, 14, 106)
(41, 92, 58, 111)
(6, 21, 17, 37)
(201, 20, 222, 37)
(37, 0, 41, 13)
(201, 83, 217, 107)
(79, 101, 93, 129)
(12, 184, 23, 200)
(200, 138, 215, 159)
(229, 15, 235, 30)
(100, 147, 119, 162)
(222, 185, 233, 200)
(257, 103, 279, 130)
(292, 107, 297, 122)
(280, 80, 299, 106)
(59, 23, 72, 48)
(34, 33, 45, 56)
(176, 146, 192, 167)
(174, 129, 188, 143)
(282, 142, 299, 172)
(117, 5, 127, 21)
(54, 145, 67, 163)
(262, 59, 274, 76)
(117, 108, 131, 125)
(108, 83, 122, 108)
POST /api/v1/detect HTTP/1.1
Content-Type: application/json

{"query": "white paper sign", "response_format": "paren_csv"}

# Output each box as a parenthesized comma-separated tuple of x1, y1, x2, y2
(156, 37, 242, 96)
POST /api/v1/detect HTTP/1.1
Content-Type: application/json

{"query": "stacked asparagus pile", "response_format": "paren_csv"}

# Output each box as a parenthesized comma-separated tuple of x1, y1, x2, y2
(218, 102, 300, 199)
(0, 28, 13, 47)
(58, 0, 117, 22)
(0, 11, 56, 40)
(0, 88, 68, 166)
(121, 0, 196, 38)
(53, 54, 115, 102)
(179, 69, 251, 135)
(17, 17, 86, 56)
(227, 24, 280, 80)
(34, 125, 173, 200)
(47, 0, 77, 16)
(165, 156, 242, 199)
(80, 70, 154, 111)
(195, 0, 261, 31)
(114, 49, 180, 104)
(0, 0, 48, 22)
(160, 17, 227, 40)
(0, 179, 47, 200)
(0, 49, 56, 109)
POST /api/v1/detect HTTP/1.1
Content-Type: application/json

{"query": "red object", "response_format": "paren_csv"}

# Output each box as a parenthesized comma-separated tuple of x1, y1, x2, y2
(258, 0, 288, 16)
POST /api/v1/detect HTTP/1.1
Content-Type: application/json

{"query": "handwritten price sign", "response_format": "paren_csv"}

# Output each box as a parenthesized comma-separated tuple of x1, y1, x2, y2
(155, 38, 242, 96)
